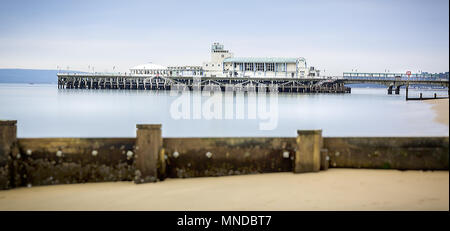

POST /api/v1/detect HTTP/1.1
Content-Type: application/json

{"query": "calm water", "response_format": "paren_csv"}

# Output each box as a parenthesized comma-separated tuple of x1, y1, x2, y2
(0, 83, 448, 138)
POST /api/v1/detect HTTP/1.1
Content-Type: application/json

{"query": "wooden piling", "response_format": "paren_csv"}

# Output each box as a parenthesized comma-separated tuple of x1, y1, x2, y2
(0, 120, 16, 189)
(294, 130, 322, 173)
(135, 124, 163, 183)
(320, 148, 329, 170)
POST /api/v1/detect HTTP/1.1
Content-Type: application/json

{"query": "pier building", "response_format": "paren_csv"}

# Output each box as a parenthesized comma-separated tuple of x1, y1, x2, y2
(222, 57, 309, 78)
(168, 66, 203, 77)
(202, 42, 233, 76)
(204, 42, 319, 78)
(130, 64, 204, 77)
(129, 43, 320, 78)
(130, 63, 167, 76)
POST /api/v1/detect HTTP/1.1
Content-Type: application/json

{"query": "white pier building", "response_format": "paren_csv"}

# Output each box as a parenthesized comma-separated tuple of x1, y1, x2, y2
(130, 63, 168, 75)
(129, 42, 320, 78)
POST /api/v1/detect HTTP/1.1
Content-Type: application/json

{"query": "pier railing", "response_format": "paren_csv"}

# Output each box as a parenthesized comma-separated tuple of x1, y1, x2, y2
(1, 120, 448, 190)
(344, 76, 449, 81)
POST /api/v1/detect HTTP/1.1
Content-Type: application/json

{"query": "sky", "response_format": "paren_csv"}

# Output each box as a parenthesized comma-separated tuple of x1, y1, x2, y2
(0, 0, 448, 75)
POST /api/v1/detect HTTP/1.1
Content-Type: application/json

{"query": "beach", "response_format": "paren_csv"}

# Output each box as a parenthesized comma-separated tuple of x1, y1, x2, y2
(0, 169, 448, 211)
(427, 98, 449, 126)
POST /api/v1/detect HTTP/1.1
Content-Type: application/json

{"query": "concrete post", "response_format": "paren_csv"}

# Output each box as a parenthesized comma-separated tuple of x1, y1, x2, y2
(135, 124, 162, 183)
(294, 130, 322, 173)
(0, 120, 16, 189)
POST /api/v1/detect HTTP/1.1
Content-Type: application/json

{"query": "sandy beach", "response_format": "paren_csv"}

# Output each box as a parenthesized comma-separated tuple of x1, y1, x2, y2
(0, 169, 448, 211)
(427, 99, 449, 126)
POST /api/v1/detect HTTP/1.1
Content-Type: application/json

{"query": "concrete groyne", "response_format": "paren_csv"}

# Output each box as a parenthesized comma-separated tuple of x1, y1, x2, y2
(1, 120, 448, 190)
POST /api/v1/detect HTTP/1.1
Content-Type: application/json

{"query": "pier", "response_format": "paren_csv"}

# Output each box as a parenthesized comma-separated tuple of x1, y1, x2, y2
(343, 72, 449, 96)
(57, 73, 351, 93)
(342, 76, 449, 93)
(57, 72, 449, 96)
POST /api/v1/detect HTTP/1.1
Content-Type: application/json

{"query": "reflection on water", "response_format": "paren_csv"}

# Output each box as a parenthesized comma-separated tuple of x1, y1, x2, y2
(0, 84, 448, 137)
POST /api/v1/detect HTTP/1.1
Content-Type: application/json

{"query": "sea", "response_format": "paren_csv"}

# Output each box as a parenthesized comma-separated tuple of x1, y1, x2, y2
(0, 83, 448, 138)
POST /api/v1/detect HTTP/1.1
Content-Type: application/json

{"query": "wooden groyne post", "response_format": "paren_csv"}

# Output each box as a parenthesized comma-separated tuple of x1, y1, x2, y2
(135, 124, 163, 183)
(0, 120, 16, 189)
(294, 130, 322, 173)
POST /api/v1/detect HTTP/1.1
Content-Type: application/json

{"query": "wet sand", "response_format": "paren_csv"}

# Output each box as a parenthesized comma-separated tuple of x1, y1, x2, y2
(427, 99, 449, 126)
(0, 169, 448, 211)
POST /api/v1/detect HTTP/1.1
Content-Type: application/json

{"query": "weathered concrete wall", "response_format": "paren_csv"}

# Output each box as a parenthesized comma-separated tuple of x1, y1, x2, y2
(13, 138, 136, 187)
(162, 137, 296, 178)
(324, 137, 449, 170)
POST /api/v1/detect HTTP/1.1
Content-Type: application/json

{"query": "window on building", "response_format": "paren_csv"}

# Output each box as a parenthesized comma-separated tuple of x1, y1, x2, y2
(276, 63, 286, 72)
(266, 63, 275, 72)
(256, 63, 264, 71)
(245, 63, 254, 71)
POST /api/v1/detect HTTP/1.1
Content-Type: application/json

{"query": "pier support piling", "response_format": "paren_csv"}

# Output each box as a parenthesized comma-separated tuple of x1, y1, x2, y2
(294, 130, 322, 173)
(387, 85, 393, 95)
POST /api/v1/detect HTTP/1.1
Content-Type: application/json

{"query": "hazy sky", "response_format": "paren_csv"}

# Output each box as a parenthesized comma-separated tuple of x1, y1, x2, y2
(0, 0, 448, 75)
